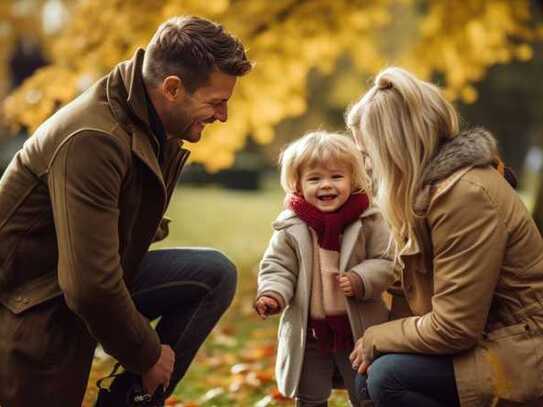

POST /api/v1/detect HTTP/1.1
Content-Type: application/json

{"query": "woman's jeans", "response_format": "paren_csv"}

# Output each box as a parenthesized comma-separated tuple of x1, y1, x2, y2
(356, 353, 460, 407)
(103, 248, 237, 404)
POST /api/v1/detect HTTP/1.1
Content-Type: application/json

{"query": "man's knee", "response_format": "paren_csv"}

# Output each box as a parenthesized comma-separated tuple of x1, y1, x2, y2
(205, 249, 237, 298)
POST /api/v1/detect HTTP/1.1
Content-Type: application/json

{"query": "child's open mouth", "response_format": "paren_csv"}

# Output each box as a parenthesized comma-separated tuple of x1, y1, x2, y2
(318, 194, 337, 201)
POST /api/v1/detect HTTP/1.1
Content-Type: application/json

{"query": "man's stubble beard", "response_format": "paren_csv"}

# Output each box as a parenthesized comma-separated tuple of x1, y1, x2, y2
(164, 102, 194, 142)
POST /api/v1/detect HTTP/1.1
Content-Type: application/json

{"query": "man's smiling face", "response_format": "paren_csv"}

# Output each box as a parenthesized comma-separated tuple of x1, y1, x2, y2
(162, 70, 237, 142)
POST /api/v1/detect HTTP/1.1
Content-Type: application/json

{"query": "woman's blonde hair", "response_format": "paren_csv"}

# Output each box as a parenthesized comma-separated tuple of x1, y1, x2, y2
(346, 67, 459, 256)
(279, 130, 368, 195)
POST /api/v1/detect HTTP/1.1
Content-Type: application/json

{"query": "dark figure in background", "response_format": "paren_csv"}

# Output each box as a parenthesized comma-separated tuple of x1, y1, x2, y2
(0, 16, 252, 407)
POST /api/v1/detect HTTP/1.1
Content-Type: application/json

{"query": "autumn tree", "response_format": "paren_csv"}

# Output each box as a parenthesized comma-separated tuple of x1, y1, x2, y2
(1, 0, 542, 171)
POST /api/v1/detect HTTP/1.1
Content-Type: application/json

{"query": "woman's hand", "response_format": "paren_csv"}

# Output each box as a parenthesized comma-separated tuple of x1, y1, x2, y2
(350, 338, 371, 374)
(254, 295, 280, 319)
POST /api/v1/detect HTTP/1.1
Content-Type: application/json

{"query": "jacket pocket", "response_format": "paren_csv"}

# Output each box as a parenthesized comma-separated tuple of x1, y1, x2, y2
(479, 322, 543, 402)
(12, 216, 58, 281)
(19, 298, 87, 370)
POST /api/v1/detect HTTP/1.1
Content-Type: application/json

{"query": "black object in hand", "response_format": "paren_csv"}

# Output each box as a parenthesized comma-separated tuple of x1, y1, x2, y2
(95, 363, 166, 407)
(128, 383, 165, 406)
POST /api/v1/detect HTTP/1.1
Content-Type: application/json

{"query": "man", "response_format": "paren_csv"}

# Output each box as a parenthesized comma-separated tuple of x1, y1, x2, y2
(0, 16, 252, 407)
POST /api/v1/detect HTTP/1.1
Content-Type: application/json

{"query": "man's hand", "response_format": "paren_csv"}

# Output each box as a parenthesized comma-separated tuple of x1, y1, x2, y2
(337, 274, 354, 297)
(142, 344, 175, 395)
(349, 337, 371, 374)
(254, 295, 280, 319)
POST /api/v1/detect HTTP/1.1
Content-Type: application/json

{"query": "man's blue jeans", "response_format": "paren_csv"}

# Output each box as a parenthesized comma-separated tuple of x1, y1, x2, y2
(105, 248, 237, 403)
(355, 353, 460, 407)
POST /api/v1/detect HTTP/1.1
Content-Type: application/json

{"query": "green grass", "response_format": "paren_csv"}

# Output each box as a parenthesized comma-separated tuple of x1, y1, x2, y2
(153, 180, 284, 272)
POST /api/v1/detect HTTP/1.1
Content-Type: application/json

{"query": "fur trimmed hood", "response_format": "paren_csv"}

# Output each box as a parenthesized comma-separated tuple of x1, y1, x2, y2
(422, 128, 498, 186)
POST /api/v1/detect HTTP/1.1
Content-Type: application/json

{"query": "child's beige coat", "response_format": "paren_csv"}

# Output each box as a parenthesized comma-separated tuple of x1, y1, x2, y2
(257, 206, 394, 397)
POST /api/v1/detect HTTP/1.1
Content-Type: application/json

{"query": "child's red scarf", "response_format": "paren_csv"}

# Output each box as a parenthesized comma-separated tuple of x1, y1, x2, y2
(288, 193, 369, 250)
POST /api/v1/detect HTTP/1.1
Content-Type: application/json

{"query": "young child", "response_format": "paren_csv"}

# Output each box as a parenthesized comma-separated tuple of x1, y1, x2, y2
(255, 131, 394, 407)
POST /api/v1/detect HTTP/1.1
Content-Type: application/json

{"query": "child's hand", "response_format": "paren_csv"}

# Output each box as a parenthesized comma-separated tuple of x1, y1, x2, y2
(337, 274, 354, 297)
(254, 295, 280, 319)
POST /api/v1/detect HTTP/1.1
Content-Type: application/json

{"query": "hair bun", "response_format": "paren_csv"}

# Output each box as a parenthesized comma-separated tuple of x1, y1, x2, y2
(377, 77, 393, 90)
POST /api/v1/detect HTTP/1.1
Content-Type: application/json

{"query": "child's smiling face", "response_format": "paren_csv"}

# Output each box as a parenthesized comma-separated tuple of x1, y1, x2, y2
(299, 161, 353, 212)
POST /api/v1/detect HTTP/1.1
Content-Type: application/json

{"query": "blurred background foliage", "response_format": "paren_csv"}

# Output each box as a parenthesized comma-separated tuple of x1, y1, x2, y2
(3, 0, 543, 223)
(2, 1, 543, 405)
(0, 0, 542, 166)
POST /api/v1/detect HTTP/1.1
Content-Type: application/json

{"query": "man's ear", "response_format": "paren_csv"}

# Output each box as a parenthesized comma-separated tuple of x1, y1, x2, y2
(161, 75, 184, 101)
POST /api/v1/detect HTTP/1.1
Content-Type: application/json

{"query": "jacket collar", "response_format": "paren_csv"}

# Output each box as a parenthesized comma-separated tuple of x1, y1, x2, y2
(106, 50, 162, 184)
(403, 128, 498, 262)
(272, 208, 372, 273)
(422, 127, 498, 187)
(106, 48, 152, 134)
(105, 48, 190, 212)
(413, 128, 499, 217)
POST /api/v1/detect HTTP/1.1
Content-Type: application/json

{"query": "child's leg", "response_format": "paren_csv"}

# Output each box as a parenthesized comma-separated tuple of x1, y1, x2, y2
(296, 339, 334, 407)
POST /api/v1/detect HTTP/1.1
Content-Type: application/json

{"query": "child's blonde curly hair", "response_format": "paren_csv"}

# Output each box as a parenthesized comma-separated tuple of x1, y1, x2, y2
(278, 130, 369, 195)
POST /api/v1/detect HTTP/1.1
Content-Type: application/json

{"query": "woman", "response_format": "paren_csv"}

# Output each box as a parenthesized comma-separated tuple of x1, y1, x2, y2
(346, 67, 543, 407)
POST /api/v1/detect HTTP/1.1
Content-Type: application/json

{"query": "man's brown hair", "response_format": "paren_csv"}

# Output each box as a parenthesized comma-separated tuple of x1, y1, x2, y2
(143, 16, 252, 92)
